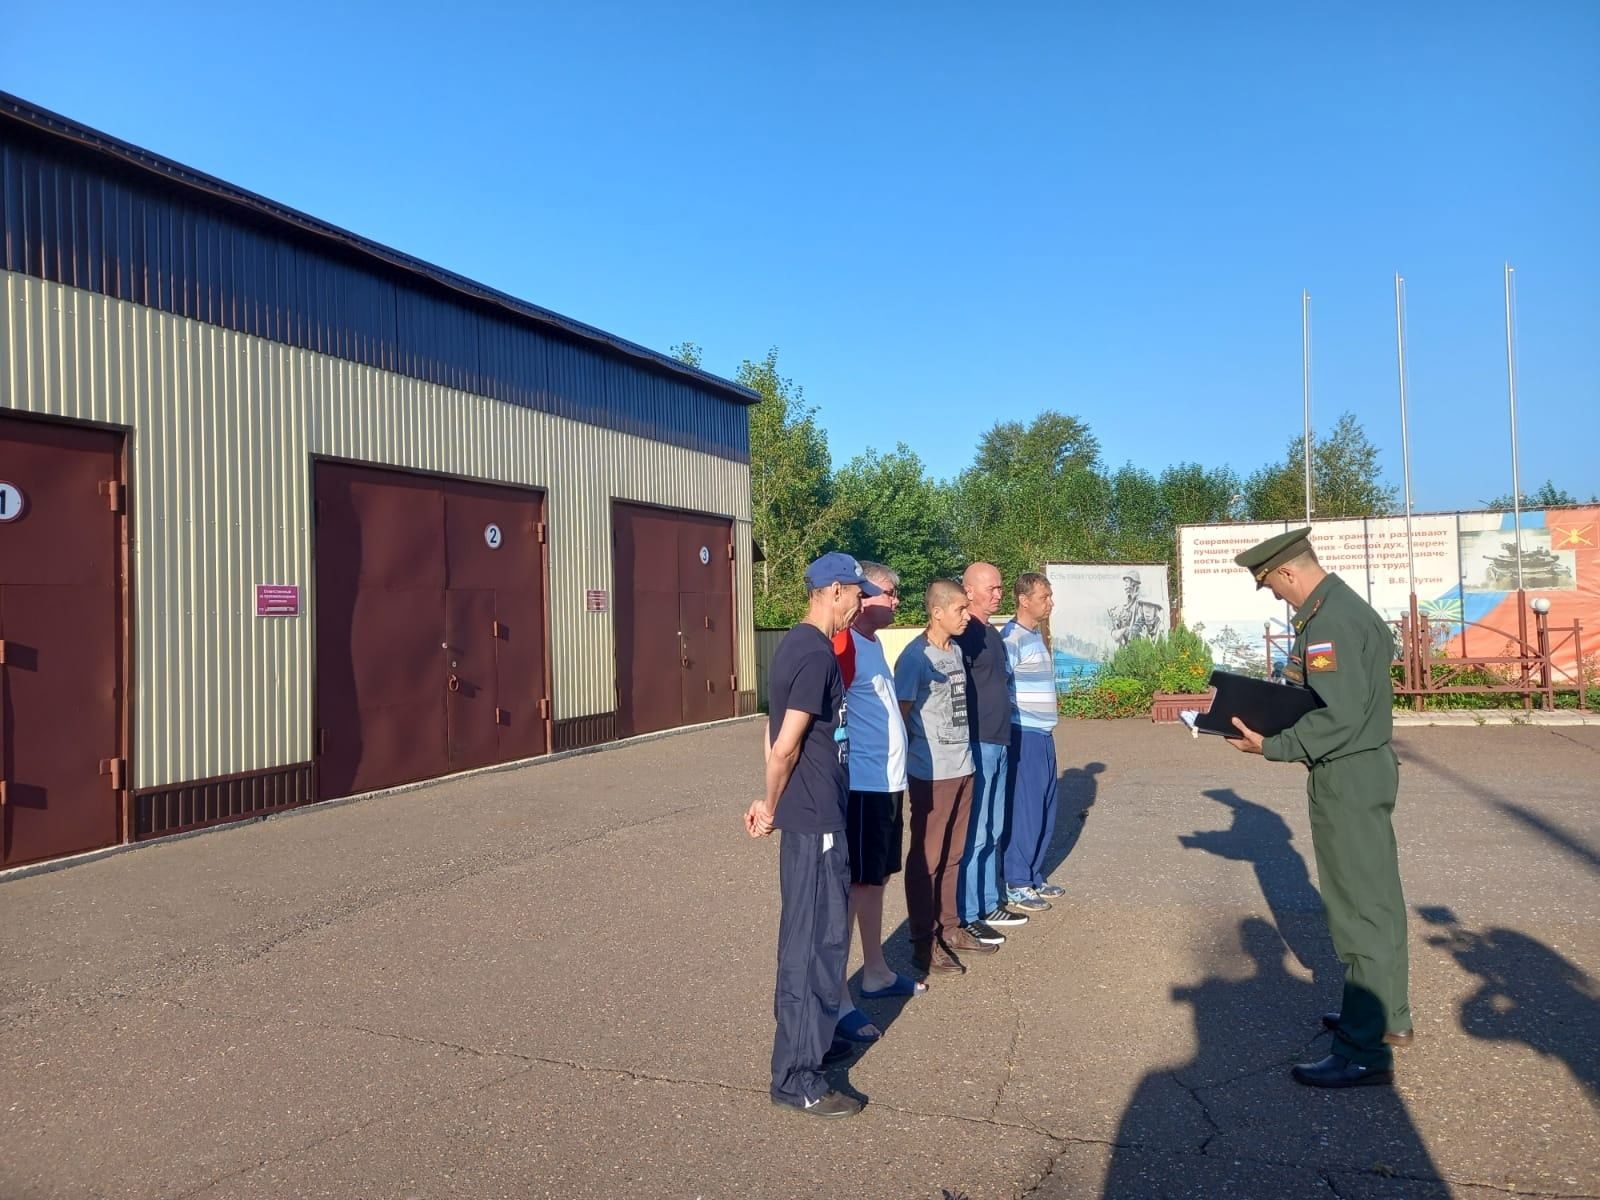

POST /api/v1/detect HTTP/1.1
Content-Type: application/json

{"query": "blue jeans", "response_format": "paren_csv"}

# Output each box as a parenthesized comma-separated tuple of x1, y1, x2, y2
(1004, 727, 1059, 888)
(958, 741, 1009, 923)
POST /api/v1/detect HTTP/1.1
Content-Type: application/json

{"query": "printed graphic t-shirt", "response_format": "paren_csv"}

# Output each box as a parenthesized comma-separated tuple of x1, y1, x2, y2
(893, 634, 975, 781)
(767, 622, 849, 833)
(954, 617, 1014, 746)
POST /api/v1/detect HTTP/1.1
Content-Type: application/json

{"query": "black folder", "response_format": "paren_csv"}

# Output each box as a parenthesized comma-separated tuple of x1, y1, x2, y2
(1191, 669, 1324, 737)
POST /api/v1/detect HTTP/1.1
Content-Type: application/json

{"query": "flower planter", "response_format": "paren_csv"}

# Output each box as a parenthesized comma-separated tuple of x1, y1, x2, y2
(1150, 691, 1214, 723)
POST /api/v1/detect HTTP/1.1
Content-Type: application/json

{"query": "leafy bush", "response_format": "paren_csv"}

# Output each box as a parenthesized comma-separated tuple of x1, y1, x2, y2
(1060, 674, 1154, 719)
(1102, 625, 1213, 694)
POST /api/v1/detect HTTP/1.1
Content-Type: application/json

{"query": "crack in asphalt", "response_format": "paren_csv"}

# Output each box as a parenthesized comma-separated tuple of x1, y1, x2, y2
(988, 978, 1028, 1122)
(146, 1001, 1600, 1200)
(1544, 727, 1600, 756)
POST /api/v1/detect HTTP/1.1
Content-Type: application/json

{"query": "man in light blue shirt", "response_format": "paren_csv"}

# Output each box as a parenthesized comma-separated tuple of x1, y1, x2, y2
(1001, 572, 1064, 903)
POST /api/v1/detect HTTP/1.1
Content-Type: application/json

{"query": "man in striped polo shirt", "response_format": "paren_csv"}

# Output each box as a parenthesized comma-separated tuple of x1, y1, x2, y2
(1001, 572, 1064, 906)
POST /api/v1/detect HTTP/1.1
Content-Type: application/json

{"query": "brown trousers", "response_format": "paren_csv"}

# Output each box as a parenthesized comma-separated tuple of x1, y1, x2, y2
(905, 774, 974, 942)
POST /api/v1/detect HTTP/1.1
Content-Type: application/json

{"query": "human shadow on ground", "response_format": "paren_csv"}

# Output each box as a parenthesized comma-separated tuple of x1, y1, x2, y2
(1036, 759, 1105, 884)
(1418, 904, 1599, 1101)
(1104, 917, 1443, 1198)
(1179, 789, 1339, 981)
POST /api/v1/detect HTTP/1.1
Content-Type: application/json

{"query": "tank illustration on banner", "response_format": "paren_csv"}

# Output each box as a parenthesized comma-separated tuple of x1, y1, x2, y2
(1479, 541, 1574, 590)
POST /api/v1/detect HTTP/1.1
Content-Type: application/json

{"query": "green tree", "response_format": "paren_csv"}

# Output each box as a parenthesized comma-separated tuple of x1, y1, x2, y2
(735, 349, 853, 626)
(947, 412, 1113, 585)
(1482, 480, 1581, 510)
(832, 444, 960, 621)
(1244, 411, 1397, 520)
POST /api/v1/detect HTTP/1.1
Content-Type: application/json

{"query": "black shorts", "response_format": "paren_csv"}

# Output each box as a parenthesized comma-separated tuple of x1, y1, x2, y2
(847, 789, 905, 885)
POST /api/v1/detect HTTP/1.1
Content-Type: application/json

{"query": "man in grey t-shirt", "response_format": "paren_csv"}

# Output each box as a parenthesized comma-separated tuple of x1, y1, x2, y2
(894, 579, 994, 976)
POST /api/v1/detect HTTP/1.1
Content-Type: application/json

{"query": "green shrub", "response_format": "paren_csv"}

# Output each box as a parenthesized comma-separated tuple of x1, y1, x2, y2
(1103, 625, 1213, 694)
(1059, 674, 1155, 720)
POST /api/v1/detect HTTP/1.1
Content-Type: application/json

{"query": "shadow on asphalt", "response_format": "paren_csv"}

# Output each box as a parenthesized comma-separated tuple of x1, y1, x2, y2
(1418, 905, 1599, 1100)
(1180, 789, 1339, 982)
(1104, 917, 1444, 1198)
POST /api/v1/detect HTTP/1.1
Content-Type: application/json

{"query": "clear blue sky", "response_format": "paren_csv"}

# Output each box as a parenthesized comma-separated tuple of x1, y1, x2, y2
(7, 1, 1597, 511)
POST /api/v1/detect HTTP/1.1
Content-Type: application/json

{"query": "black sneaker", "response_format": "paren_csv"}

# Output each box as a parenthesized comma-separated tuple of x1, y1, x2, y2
(984, 905, 1028, 927)
(773, 1089, 864, 1118)
(962, 920, 1005, 945)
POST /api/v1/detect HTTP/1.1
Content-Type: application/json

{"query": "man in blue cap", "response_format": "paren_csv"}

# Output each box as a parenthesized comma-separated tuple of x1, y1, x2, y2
(1228, 527, 1412, 1089)
(746, 551, 881, 1118)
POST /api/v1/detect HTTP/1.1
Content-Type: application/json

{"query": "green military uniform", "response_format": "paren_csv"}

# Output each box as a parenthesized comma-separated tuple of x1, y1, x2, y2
(1237, 530, 1410, 1071)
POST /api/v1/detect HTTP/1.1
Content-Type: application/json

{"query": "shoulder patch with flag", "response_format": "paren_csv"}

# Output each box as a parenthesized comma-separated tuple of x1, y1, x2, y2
(1306, 641, 1337, 672)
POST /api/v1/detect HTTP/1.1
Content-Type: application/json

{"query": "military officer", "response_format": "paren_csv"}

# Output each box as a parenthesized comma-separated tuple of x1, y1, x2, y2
(1226, 528, 1411, 1089)
(1109, 567, 1164, 646)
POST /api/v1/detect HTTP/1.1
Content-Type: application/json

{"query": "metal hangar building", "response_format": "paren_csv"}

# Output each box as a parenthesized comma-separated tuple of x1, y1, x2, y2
(0, 93, 759, 869)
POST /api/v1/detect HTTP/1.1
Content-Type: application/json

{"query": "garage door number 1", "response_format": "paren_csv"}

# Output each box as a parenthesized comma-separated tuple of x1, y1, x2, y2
(484, 523, 502, 550)
(0, 481, 24, 523)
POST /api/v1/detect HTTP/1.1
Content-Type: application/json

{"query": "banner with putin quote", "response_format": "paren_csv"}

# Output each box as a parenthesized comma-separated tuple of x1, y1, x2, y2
(1178, 508, 1599, 680)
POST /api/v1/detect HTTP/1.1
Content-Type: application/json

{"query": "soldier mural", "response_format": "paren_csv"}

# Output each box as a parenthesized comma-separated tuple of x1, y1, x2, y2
(1109, 567, 1165, 646)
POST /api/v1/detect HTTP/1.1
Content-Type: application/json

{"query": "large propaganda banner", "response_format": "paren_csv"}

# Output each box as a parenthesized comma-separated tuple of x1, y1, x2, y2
(1043, 563, 1172, 684)
(1178, 508, 1600, 678)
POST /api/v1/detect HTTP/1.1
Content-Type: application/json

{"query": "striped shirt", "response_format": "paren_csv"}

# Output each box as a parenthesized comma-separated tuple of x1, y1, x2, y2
(1001, 620, 1058, 732)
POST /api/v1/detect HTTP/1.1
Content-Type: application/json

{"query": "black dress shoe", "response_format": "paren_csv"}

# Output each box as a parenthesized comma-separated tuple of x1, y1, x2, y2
(1291, 1053, 1393, 1089)
(1321, 1012, 1414, 1047)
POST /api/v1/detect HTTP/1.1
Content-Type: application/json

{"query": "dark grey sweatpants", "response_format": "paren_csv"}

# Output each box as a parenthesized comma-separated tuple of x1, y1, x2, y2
(770, 828, 850, 1106)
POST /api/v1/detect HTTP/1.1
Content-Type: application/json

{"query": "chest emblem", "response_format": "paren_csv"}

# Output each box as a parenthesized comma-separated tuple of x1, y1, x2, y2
(1306, 641, 1337, 672)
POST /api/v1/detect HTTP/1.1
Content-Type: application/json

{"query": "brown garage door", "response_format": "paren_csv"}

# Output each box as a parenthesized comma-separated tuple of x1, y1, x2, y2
(613, 502, 735, 737)
(0, 415, 125, 868)
(314, 463, 548, 800)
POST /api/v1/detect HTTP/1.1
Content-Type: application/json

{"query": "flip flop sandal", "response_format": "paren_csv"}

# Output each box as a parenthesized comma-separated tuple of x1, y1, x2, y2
(835, 1008, 882, 1043)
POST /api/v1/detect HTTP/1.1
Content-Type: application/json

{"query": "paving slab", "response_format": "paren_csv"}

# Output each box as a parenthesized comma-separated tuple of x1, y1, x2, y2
(2, 718, 1597, 1199)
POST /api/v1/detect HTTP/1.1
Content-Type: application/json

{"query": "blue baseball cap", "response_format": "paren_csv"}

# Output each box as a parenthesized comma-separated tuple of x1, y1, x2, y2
(804, 552, 883, 596)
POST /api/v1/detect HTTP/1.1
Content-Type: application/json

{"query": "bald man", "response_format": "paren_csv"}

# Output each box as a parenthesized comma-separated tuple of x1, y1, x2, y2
(955, 562, 1029, 938)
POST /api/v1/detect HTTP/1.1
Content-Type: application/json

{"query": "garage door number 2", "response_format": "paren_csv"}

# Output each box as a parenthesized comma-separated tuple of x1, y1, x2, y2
(484, 523, 502, 550)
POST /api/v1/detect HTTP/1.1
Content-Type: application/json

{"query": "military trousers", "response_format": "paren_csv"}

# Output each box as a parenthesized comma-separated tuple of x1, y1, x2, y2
(1306, 745, 1410, 1069)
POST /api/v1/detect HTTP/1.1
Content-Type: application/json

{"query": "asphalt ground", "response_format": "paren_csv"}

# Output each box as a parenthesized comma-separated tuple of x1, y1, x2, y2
(2, 719, 1596, 1200)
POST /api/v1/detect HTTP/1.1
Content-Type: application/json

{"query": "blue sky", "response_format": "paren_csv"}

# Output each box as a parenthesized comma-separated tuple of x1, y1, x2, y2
(7, 1, 1597, 510)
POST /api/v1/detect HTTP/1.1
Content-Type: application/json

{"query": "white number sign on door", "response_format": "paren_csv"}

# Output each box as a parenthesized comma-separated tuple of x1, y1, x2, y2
(0, 482, 24, 523)
(484, 523, 502, 550)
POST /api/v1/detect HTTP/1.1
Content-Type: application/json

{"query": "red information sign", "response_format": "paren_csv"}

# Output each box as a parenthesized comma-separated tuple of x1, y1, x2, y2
(256, 584, 301, 617)
(585, 589, 608, 612)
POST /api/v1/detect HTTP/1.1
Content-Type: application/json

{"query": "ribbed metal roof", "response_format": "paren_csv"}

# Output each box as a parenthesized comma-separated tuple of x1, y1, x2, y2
(0, 90, 760, 409)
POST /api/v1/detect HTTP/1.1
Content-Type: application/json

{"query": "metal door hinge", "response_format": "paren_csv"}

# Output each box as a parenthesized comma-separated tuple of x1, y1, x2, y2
(536, 522, 547, 545)
(492, 620, 504, 639)
(100, 480, 125, 513)
(706, 679, 714, 694)
(726, 543, 734, 560)
(99, 757, 127, 790)
(538, 697, 550, 720)
(0, 780, 7, 808)
(495, 707, 507, 725)
(730, 674, 738, 692)
(318, 729, 328, 755)
(0, 639, 8, 665)
(704, 616, 711, 629)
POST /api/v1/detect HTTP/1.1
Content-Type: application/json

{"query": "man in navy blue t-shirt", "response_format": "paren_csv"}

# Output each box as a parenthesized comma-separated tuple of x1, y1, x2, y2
(746, 552, 882, 1119)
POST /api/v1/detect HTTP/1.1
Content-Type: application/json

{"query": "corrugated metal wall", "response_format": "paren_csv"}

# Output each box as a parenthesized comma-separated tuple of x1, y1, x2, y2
(0, 118, 752, 462)
(0, 269, 755, 790)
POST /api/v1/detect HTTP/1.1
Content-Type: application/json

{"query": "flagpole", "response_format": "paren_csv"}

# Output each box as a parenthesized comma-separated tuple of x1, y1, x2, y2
(1302, 290, 1313, 525)
(1505, 262, 1531, 709)
(1395, 273, 1421, 704)
(1504, 263, 1525, 591)
(1393, 275, 1417, 597)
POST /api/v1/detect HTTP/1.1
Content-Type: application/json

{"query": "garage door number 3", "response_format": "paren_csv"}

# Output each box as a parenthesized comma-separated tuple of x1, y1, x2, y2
(484, 523, 502, 550)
